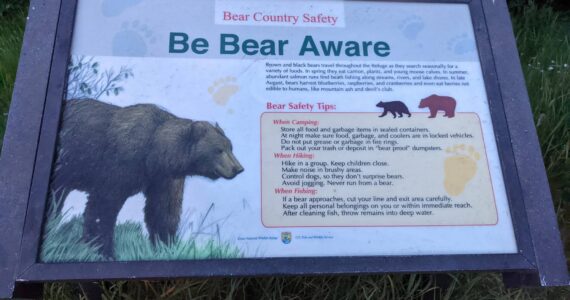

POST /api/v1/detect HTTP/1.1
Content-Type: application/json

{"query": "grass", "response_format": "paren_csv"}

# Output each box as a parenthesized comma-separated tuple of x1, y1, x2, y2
(42, 216, 242, 262)
(41, 214, 105, 263)
(0, 3, 26, 150)
(40, 195, 242, 263)
(512, 3, 570, 263)
(0, 1, 569, 299)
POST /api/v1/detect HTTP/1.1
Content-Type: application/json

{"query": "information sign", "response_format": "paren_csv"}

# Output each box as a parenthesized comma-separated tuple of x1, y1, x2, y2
(0, 0, 567, 297)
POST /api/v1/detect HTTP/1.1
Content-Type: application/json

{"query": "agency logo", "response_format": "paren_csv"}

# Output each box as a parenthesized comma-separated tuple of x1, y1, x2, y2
(281, 232, 292, 244)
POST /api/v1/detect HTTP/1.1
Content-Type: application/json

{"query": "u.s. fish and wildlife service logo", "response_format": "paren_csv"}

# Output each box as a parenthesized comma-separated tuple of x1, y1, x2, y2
(281, 232, 292, 244)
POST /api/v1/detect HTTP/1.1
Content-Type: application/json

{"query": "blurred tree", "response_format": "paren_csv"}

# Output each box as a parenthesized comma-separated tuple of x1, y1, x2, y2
(0, 0, 25, 17)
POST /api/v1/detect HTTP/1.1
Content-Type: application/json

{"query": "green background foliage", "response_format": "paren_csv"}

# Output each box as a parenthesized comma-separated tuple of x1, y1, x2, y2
(0, 0, 568, 298)
(0, 1, 25, 150)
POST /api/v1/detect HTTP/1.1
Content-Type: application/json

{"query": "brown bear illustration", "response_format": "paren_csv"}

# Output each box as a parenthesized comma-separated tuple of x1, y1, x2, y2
(51, 99, 244, 258)
(376, 101, 411, 118)
(418, 94, 456, 118)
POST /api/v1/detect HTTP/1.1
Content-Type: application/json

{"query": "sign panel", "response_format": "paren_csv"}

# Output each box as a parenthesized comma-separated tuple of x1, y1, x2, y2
(38, 0, 518, 262)
(2, 0, 568, 297)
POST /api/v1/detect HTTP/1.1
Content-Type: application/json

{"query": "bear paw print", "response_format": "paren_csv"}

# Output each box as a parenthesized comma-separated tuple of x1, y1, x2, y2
(447, 33, 476, 55)
(398, 16, 425, 40)
(208, 77, 239, 106)
(112, 20, 157, 56)
(443, 144, 480, 196)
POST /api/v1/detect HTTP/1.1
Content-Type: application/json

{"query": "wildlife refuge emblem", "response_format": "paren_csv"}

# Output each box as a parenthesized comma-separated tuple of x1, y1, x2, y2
(281, 232, 292, 244)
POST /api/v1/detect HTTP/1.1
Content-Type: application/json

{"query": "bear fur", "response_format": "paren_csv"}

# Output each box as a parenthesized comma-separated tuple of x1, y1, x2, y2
(376, 101, 411, 118)
(51, 99, 244, 258)
(418, 94, 456, 118)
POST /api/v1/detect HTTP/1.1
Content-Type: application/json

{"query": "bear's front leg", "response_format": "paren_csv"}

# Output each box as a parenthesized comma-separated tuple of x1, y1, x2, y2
(83, 193, 125, 259)
(144, 178, 184, 245)
(429, 108, 437, 118)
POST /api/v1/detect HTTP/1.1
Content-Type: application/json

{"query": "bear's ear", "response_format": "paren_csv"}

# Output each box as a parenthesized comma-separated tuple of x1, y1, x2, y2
(188, 121, 210, 141)
(215, 122, 226, 135)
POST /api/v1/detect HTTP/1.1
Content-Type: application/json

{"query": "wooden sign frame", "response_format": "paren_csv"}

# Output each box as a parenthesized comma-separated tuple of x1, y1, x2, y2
(0, 0, 567, 297)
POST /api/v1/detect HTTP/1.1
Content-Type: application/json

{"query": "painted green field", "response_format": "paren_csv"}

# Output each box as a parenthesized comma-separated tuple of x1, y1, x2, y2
(41, 200, 242, 263)
(1, 1, 569, 299)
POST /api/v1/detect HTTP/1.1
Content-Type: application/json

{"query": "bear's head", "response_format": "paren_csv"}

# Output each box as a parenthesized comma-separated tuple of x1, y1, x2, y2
(187, 121, 244, 180)
(376, 101, 385, 108)
(418, 98, 427, 108)
(149, 120, 244, 180)
(418, 94, 437, 108)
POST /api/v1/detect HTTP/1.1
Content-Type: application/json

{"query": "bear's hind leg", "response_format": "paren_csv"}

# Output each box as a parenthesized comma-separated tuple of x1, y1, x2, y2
(49, 188, 71, 217)
(144, 178, 184, 245)
(83, 193, 126, 259)
(50, 174, 73, 216)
